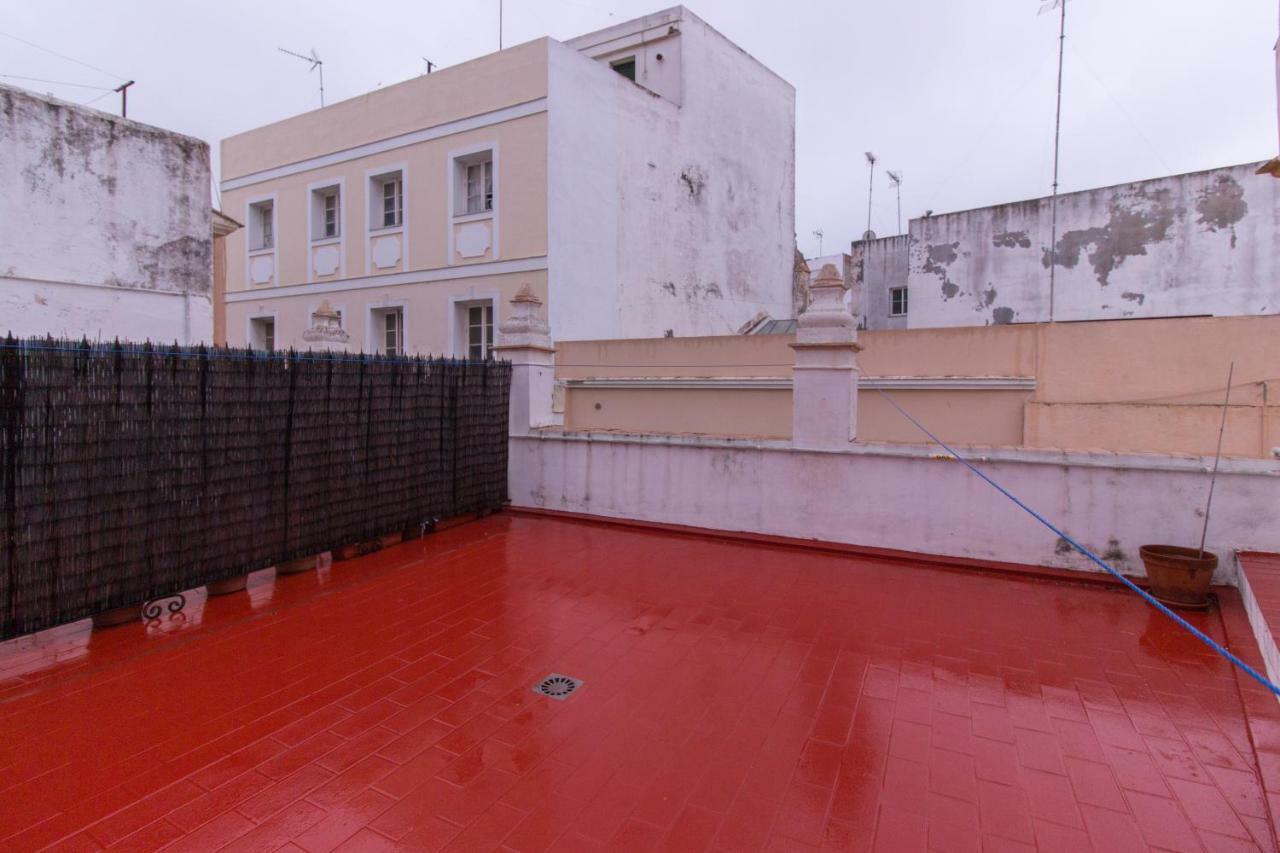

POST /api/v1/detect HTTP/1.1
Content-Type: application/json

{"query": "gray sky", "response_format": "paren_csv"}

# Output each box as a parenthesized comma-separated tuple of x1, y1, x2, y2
(4, 1, 1276, 256)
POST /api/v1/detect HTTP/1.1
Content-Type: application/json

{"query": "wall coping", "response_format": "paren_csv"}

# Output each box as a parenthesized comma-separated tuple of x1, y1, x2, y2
(517, 428, 1280, 477)
(561, 375, 1037, 391)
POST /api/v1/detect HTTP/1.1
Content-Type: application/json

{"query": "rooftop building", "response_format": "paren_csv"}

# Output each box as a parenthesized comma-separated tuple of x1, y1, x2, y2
(219, 6, 795, 357)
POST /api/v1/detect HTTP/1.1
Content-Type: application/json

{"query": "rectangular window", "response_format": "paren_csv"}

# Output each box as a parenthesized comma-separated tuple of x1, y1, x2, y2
(323, 192, 338, 237)
(382, 179, 402, 227)
(465, 160, 493, 215)
(249, 201, 274, 250)
(467, 303, 494, 360)
(610, 56, 636, 81)
(384, 308, 402, 357)
(250, 316, 275, 350)
(311, 184, 341, 240)
(890, 287, 908, 317)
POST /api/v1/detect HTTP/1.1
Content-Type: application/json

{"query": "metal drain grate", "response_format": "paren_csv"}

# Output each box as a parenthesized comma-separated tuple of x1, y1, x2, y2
(532, 673, 583, 701)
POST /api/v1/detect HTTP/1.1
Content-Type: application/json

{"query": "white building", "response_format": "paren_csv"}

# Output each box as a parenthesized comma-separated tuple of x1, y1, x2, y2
(220, 6, 795, 355)
(855, 162, 1280, 329)
(0, 84, 213, 344)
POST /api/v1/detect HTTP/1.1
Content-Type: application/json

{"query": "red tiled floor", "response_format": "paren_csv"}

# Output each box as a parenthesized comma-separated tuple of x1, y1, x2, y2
(1, 514, 1278, 851)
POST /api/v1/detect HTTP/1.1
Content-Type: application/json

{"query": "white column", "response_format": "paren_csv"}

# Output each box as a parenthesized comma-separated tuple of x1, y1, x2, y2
(791, 263, 862, 449)
(493, 285, 556, 436)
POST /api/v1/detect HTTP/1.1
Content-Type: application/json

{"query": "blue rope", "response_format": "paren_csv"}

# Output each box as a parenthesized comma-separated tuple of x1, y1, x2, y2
(874, 388, 1280, 698)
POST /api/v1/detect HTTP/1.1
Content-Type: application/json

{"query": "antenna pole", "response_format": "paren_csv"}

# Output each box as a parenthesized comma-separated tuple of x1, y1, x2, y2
(864, 152, 876, 240)
(1198, 362, 1235, 558)
(318, 62, 325, 107)
(499, 0, 504, 49)
(1047, 0, 1066, 323)
(114, 80, 134, 117)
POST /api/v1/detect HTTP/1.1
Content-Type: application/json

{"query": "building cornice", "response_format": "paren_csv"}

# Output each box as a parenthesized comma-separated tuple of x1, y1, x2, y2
(225, 255, 548, 302)
(560, 375, 1036, 391)
(221, 98, 548, 192)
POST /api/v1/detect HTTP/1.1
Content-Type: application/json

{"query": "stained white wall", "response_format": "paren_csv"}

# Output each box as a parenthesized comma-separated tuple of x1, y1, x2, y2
(0, 85, 212, 343)
(547, 7, 795, 341)
(511, 432, 1280, 585)
(857, 162, 1280, 330)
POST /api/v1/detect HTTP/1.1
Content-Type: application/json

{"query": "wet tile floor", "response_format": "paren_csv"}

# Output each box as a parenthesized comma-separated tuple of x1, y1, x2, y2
(1, 513, 1276, 852)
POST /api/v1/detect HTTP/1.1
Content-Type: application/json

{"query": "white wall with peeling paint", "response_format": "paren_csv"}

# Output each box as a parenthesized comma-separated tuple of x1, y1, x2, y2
(857, 162, 1280, 329)
(0, 84, 212, 344)
(511, 431, 1280, 584)
(550, 7, 794, 340)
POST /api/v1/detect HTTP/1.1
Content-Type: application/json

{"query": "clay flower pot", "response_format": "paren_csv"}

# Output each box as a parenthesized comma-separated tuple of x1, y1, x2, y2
(206, 574, 248, 596)
(1140, 545, 1218, 610)
(91, 603, 140, 628)
(275, 555, 318, 575)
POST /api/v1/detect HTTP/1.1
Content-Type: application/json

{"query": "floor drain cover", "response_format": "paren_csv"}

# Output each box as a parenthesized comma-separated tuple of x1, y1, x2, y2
(533, 673, 583, 700)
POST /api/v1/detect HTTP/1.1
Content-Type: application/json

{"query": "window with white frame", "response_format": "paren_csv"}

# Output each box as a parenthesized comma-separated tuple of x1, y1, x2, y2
(249, 200, 274, 250)
(454, 152, 493, 216)
(311, 185, 341, 240)
(890, 286, 908, 317)
(370, 171, 403, 229)
(249, 316, 275, 350)
(371, 307, 404, 356)
(457, 301, 494, 360)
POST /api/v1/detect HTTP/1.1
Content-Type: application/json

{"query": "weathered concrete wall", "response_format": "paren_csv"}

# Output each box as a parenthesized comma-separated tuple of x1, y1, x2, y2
(853, 237, 909, 329)
(550, 7, 794, 340)
(0, 85, 212, 343)
(511, 432, 1280, 583)
(858, 162, 1280, 329)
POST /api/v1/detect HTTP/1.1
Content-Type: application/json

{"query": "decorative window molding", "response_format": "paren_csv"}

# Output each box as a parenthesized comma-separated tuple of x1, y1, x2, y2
(305, 176, 346, 282)
(364, 163, 409, 275)
(447, 142, 500, 263)
(448, 290, 500, 359)
(243, 192, 278, 289)
(367, 300, 409, 356)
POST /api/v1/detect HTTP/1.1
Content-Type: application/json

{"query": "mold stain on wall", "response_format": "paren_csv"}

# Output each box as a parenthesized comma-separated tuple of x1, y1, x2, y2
(1043, 186, 1178, 286)
(1195, 174, 1248, 248)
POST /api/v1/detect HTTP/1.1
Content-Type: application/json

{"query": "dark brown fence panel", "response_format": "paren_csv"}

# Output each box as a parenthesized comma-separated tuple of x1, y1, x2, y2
(0, 339, 510, 640)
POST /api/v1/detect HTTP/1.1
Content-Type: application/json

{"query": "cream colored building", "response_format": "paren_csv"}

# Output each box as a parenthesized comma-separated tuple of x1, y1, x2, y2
(220, 6, 795, 357)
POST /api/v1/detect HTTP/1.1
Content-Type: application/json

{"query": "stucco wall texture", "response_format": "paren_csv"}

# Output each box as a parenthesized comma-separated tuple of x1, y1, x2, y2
(554, 315, 1280, 457)
(857, 162, 1279, 329)
(0, 84, 212, 343)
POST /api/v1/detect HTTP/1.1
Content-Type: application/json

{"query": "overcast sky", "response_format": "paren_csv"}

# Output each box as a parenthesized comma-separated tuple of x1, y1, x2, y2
(4, 1, 1276, 256)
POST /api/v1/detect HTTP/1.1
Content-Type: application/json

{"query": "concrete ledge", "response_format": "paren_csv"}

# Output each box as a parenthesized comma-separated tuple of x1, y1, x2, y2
(521, 427, 1279, 476)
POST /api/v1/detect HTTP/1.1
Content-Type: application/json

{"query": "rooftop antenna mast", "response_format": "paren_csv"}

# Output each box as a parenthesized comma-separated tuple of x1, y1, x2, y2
(886, 170, 903, 235)
(1040, 0, 1066, 322)
(422, 57, 436, 74)
(499, 0, 504, 49)
(278, 47, 324, 107)
(863, 152, 877, 241)
(812, 227, 824, 257)
(113, 80, 135, 118)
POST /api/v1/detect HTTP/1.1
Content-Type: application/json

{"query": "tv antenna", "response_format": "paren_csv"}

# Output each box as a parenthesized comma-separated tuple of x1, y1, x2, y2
(863, 152, 877, 242)
(812, 227, 824, 257)
(422, 57, 436, 74)
(886, 170, 903, 235)
(278, 47, 325, 107)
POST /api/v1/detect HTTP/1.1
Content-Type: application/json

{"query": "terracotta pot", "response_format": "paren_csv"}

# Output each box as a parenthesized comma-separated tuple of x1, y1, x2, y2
(91, 603, 139, 628)
(276, 555, 318, 575)
(206, 574, 248, 596)
(1140, 545, 1217, 610)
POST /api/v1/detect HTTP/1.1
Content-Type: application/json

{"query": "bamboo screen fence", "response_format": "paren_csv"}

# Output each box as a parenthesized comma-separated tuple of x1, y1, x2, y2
(0, 339, 510, 640)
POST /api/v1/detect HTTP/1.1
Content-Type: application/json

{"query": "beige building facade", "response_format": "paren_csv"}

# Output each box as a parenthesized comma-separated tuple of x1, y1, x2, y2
(220, 7, 795, 358)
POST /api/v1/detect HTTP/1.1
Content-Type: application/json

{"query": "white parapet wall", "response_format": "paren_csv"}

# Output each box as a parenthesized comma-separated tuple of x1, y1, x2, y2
(0, 84, 212, 344)
(510, 431, 1280, 584)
